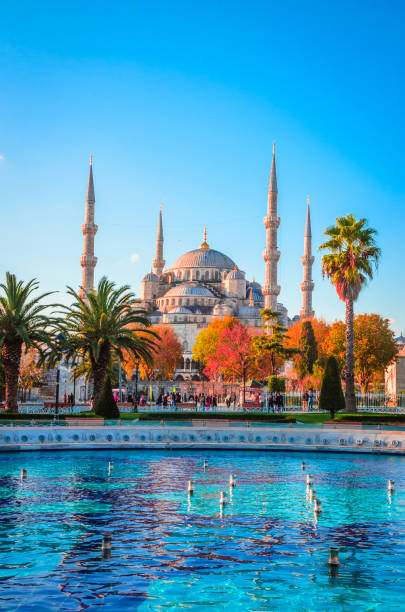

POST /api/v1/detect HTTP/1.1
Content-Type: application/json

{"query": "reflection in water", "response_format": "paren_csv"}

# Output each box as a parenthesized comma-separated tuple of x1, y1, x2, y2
(0, 450, 403, 610)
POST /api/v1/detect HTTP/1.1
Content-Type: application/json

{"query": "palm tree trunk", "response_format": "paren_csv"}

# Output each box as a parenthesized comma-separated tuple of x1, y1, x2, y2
(2, 340, 22, 413)
(92, 345, 110, 407)
(345, 298, 356, 412)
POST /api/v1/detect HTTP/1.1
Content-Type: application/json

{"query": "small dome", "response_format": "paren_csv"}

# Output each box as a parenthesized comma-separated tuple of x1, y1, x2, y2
(168, 306, 192, 314)
(162, 283, 215, 298)
(227, 267, 245, 280)
(143, 270, 159, 282)
(239, 305, 260, 319)
(213, 303, 234, 316)
(250, 279, 261, 290)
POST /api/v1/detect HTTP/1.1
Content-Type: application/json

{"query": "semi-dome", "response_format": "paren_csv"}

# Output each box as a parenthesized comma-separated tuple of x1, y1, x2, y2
(163, 283, 215, 298)
(170, 248, 236, 270)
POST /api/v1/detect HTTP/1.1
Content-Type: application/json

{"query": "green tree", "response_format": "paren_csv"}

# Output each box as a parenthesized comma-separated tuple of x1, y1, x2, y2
(252, 309, 296, 376)
(319, 356, 345, 418)
(56, 277, 157, 405)
(319, 214, 380, 411)
(0, 273, 55, 412)
(268, 376, 286, 392)
(296, 320, 318, 379)
(95, 375, 120, 418)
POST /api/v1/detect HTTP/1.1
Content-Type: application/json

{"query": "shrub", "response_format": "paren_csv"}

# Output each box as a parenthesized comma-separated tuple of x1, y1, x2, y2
(94, 376, 120, 418)
(268, 376, 286, 392)
(319, 356, 345, 418)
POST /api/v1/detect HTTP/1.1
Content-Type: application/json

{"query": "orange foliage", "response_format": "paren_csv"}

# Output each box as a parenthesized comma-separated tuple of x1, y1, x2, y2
(123, 324, 183, 382)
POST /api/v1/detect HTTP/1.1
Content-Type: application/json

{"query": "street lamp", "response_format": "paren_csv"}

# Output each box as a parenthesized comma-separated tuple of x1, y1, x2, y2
(54, 332, 66, 424)
(133, 356, 140, 413)
(242, 359, 248, 409)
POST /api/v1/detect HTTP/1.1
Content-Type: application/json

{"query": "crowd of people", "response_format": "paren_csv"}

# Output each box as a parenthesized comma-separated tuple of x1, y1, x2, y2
(82, 387, 317, 412)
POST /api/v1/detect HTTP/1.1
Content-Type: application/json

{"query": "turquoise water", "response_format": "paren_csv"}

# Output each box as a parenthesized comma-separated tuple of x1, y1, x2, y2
(0, 450, 404, 610)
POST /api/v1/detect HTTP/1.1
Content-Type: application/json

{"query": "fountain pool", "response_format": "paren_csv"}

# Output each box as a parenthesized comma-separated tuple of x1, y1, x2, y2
(0, 449, 403, 610)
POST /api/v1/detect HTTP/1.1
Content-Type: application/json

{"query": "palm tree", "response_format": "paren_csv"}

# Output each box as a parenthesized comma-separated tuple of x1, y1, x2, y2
(57, 277, 157, 406)
(319, 214, 380, 411)
(0, 273, 55, 412)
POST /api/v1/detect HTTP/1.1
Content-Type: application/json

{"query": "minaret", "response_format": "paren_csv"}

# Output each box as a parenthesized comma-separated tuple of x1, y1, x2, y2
(300, 196, 315, 319)
(153, 204, 165, 275)
(262, 142, 280, 310)
(79, 155, 98, 298)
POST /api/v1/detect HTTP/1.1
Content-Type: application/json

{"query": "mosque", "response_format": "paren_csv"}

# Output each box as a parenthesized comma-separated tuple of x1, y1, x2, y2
(79, 145, 315, 382)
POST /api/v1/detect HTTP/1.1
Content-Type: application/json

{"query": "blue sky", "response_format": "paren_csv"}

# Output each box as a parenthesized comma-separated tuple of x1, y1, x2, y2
(0, 1, 404, 331)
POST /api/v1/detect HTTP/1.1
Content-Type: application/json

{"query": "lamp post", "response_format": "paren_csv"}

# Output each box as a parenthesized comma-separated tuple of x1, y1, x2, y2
(242, 359, 248, 409)
(119, 358, 122, 403)
(54, 332, 66, 424)
(134, 356, 140, 413)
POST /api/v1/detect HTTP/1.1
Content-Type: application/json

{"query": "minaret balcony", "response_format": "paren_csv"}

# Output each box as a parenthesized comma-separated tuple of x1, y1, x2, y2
(269, 284, 281, 296)
(301, 254, 314, 265)
(81, 223, 98, 235)
(300, 281, 314, 291)
(263, 249, 280, 263)
(263, 216, 280, 230)
(80, 255, 98, 267)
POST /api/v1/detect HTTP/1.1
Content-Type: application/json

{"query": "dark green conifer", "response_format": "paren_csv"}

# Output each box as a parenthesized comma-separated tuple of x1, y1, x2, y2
(297, 320, 318, 379)
(319, 356, 345, 418)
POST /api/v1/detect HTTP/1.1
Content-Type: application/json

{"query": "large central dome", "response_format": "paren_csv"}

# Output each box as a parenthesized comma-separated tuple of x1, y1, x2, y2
(170, 248, 236, 270)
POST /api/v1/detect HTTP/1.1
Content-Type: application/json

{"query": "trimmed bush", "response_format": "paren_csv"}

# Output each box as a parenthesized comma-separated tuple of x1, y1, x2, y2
(268, 376, 286, 392)
(319, 356, 345, 418)
(94, 376, 120, 418)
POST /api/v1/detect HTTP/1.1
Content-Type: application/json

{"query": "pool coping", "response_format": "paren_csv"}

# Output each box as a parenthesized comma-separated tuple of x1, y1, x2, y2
(0, 425, 404, 455)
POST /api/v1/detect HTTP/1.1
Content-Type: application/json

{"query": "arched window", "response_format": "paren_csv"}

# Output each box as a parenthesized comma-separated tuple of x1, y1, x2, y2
(178, 271, 182, 280)
(185, 270, 190, 280)
(171, 298, 175, 305)
(205, 270, 209, 280)
(195, 271, 200, 280)
(185, 358, 190, 370)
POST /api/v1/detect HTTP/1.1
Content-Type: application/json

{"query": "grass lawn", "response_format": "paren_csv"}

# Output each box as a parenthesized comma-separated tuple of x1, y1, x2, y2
(294, 412, 331, 424)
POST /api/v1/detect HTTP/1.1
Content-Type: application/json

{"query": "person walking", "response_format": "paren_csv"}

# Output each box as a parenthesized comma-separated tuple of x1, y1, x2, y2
(303, 390, 309, 412)
(308, 389, 314, 411)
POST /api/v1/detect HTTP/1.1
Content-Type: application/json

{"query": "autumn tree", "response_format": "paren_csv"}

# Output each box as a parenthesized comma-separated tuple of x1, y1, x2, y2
(19, 348, 44, 401)
(123, 324, 183, 382)
(323, 313, 397, 392)
(204, 322, 255, 383)
(193, 317, 239, 366)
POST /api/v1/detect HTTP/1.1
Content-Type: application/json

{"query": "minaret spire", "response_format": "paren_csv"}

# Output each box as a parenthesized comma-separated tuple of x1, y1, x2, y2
(262, 142, 280, 311)
(79, 155, 98, 299)
(300, 196, 315, 319)
(153, 204, 165, 275)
